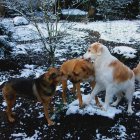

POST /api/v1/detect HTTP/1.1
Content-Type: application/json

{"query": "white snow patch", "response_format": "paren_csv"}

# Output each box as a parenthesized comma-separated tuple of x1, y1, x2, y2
(37, 112, 44, 118)
(133, 91, 140, 99)
(2, 101, 7, 107)
(96, 129, 112, 140)
(112, 46, 137, 58)
(119, 125, 127, 139)
(136, 112, 140, 116)
(72, 20, 140, 44)
(66, 94, 122, 119)
(62, 9, 87, 16)
(25, 130, 41, 140)
(13, 16, 29, 26)
(65, 133, 72, 138)
(11, 23, 50, 41)
(11, 132, 27, 138)
(11, 130, 41, 140)
(13, 42, 44, 55)
(1, 19, 140, 44)
(12, 24, 40, 41)
(20, 65, 45, 78)
(15, 102, 22, 108)
(0, 81, 5, 85)
(0, 18, 14, 31)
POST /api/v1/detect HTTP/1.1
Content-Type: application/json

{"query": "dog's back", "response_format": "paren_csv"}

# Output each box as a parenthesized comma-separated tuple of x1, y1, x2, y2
(3, 78, 35, 99)
(61, 58, 95, 82)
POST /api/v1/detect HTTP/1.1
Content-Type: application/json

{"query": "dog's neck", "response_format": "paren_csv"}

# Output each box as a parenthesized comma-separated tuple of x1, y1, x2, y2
(35, 77, 56, 97)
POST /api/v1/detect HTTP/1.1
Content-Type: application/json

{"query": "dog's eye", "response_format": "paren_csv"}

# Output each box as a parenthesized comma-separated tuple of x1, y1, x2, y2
(88, 50, 91, 52)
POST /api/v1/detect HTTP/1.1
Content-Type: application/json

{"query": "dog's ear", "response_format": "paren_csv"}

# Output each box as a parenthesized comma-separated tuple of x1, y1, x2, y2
(96, 46, 103, 56)
(94, 44, 103, 56)
(49, 73, 57, 79)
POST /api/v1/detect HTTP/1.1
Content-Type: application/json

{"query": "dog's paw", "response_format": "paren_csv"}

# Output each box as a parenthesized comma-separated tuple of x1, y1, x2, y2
(12, 112, 16, 116)
(111, 101, 118, 107)
(70, 87, 76, 93)
(127, 109, 134, 114)
(102, 105, 108, 112)
(63, 102, 68, 106)
(8, 117, 15, 123)
(48, 120, 55, 126)
(79, 104, 85, 109)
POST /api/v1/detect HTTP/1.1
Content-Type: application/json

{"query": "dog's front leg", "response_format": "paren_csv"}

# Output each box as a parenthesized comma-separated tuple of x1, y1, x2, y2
(42, 97, 55, 126)
(75, 83, 83, 108)
(90, 83, 103, 108)
(3, 91, 16, 123)
(62, 80, 67, 104)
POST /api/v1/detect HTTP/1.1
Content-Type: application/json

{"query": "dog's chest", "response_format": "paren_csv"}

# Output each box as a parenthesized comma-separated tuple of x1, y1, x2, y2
(95, 61, 114, 83)
(38, 83, 56, 97)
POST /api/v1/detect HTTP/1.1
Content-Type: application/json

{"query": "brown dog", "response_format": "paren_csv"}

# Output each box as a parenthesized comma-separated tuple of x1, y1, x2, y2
(60, 58, 100, 108)
(1, 67, 60, 126)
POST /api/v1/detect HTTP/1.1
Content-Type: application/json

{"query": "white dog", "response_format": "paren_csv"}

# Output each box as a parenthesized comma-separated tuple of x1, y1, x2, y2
(83, 42, 135, 113)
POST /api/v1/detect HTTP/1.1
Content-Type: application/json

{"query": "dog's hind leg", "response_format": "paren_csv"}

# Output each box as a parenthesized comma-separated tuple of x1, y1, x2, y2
(75, 82, 83, 108)
(125, 88, 134, 114)
(3, 87, 16, 122)
(111, 92, 123, 107)
(62, 80, 67, 104)
(104, 86, 119, 111)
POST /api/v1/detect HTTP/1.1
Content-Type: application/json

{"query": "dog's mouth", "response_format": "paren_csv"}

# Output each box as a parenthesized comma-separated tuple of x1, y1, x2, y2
(82, 56, 92, 62)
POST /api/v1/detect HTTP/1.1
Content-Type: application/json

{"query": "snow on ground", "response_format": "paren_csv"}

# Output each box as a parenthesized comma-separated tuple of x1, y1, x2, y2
(66, 94, 122, 119)
(11, 24, 42, 41)
(13, 16, 29, 26)
(112, 46, 137, 58)
(72, 20, 140, 44)
(133, 91, 140, 99)
(96, 124, 127, 140)
(20, 64, 45, 78)
(1, 18, 140, 44)
(0, 18, 140, 139)
(62, 9, 87, 16)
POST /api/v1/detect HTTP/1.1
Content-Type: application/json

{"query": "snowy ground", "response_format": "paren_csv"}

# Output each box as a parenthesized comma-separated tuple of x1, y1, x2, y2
(0, 17, 140, 139)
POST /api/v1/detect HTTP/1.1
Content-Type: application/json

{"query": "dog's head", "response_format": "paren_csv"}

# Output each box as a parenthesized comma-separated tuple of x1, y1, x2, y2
(43, 67, 61, 85)
(83, 42, 103, 61)
(71, 60, 95, 82)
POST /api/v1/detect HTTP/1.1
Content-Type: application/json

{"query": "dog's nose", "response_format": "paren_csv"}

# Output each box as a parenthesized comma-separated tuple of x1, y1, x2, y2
(85, 58, 91, 62)
(88, 58, 91, 61)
